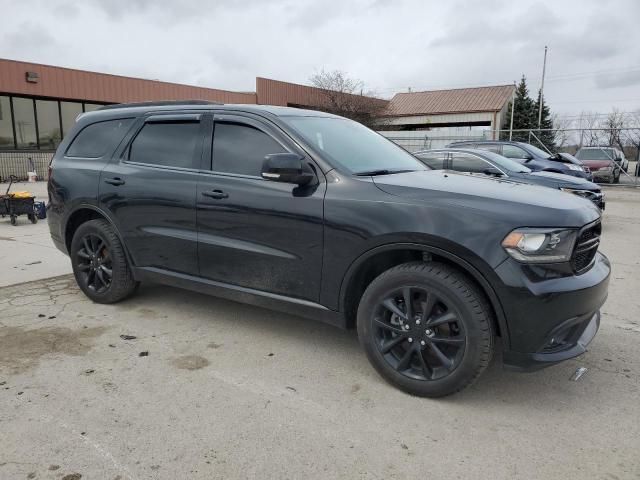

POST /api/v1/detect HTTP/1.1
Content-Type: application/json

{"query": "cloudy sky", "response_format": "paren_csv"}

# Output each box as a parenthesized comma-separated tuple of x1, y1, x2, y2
(1, 0, 639, 116)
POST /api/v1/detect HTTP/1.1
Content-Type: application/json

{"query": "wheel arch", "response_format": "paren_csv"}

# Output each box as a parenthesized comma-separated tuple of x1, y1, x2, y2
(64, 205, 136, 269)
(339, 242, 510, 346)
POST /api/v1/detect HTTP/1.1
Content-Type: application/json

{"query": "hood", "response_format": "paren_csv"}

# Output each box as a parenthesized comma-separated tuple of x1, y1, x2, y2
(581, 159, 613, 169)
(528, 171, 600, 190)
(371, 170, 601, 227)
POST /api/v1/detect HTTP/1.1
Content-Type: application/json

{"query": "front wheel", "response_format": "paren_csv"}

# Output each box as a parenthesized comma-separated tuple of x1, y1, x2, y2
(70, 219, 138, 304)
(357, 262, 493, 397)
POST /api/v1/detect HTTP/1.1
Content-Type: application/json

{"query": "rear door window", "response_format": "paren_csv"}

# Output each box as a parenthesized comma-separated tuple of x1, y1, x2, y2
(128, 120, 202, 169)
(474, 144, 500, 154)
(66, 118, 134, 158)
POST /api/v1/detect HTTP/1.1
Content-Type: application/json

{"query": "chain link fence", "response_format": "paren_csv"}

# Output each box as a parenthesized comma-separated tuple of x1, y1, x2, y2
(0, 150, 53, 182)
(380, 127, 640, 186)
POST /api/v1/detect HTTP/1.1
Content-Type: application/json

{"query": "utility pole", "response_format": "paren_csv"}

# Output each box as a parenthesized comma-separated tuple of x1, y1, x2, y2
(509, 81, 516, 140)
(537, 45, 548, 129)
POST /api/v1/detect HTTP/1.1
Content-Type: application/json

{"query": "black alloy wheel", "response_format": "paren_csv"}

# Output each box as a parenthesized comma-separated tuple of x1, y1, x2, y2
(70, 219, 138, 304)
(357, 262, 493, 397)
(76, 233, 113, 294)
(372, 286, 466, 381)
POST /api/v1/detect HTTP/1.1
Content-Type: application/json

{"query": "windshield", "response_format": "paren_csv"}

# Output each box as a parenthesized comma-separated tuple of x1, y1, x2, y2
(575, 148, 615, 160)
(281, 116, 426, 174)
(472, 150, 532, 173)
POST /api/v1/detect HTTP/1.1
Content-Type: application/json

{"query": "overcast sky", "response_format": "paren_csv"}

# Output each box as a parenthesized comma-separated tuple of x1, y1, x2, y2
(1, 0, 639, 116)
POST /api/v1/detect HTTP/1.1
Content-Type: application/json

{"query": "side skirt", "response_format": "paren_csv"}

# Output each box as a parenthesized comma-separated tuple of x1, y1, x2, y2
(133, 267, 346, 329)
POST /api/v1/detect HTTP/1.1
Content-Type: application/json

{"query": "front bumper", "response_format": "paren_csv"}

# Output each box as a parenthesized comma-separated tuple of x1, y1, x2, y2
(494, 251, 610, 371)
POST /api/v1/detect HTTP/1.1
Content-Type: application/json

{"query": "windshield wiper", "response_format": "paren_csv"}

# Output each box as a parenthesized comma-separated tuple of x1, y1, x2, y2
(354, 169, 417, 177)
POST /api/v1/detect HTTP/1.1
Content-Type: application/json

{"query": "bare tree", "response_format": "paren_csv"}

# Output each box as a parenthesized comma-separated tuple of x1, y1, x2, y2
(623, 109, 640, 162)
(309, 69, 388, 128)
(604, 108, 626, 151)
(577, 111, 605, 147)
(552, 114, 571, 149)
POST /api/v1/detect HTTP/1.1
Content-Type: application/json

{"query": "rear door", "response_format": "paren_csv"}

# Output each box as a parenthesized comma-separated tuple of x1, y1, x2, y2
(196, 113, 325, 302)
(99, 113, 205, 275)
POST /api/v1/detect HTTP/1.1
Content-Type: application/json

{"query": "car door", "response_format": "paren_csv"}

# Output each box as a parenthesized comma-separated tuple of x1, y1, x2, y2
(196, 113, 326, 302)
(99, 113, 205, 275)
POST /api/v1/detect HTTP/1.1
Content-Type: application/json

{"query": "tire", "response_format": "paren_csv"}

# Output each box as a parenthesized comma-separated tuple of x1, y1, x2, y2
(10, 215, 16, 226)
(70, 219, 138, 304)
(614, 170, 620, 184)
(29, 214, 37, 224)
(357, 261, 493, 397)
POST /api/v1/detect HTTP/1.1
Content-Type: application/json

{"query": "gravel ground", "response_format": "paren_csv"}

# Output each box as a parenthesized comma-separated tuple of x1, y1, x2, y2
(0, 186, 638, 480)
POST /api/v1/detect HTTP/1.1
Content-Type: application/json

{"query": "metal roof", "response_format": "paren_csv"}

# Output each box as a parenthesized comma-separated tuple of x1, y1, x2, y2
(385, 85, 515, 117)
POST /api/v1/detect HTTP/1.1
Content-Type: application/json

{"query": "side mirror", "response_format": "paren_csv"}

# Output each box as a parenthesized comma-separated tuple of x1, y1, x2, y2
(483, 167, 503, 177)
(261, 153, 315, 186)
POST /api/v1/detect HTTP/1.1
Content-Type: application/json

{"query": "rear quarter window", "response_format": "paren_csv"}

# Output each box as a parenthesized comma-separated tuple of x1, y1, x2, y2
(66, 118, 134, 158)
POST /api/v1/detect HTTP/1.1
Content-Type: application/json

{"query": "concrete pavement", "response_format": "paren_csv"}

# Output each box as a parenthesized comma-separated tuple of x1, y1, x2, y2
(0, 185, 638, 480)
(0, 181, 71, 287)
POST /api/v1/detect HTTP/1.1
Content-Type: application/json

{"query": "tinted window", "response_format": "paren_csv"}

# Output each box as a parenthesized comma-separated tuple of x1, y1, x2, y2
(450, 152, 493, 174)
(0, 96, 14, 149)
(213, 122, 286, 176)
(129, 121, 201, 169)
(474, 144, 500, 153)
(415, 152, 445, 169)
(60, 102, 83, 137)
(13, 97, 37, 149)
(67, 118, 134, 158)
(504, 144, 532, 159)
(36, 100, 62, 150)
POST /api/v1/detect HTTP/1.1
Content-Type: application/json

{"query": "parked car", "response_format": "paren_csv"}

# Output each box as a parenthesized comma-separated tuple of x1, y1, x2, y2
(414, 148, 605, 210)
(575, 147, 628, 183)
(48, 102, 610, 397)
(448, 140, 592, 180)
(557, 152, 593, 181)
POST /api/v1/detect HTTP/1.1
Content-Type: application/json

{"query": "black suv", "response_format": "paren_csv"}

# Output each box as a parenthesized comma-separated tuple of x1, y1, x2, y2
(48, 102, 610, 397)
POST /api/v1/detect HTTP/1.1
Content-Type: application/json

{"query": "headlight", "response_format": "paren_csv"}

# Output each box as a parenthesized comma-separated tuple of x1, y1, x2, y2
(566, 164, 582, 171)
(600, 165, 613, 172)
(502, 228, 577, 263)
(560, 187, 598, 200)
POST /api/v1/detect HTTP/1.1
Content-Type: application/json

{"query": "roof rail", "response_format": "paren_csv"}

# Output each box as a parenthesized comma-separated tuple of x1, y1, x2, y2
(97, 100, 222, 111)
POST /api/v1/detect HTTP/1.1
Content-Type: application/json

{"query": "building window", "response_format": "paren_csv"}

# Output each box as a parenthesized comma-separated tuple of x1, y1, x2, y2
(0, 96, 14, 149)
(36, 99, 62, 150)
(12, 97, 38, 149)
(60, 101, 83, 137)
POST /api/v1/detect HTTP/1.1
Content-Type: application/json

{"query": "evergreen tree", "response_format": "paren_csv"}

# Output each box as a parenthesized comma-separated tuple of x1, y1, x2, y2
(533, 89, 555, 150)
(501, 76, 536, 142)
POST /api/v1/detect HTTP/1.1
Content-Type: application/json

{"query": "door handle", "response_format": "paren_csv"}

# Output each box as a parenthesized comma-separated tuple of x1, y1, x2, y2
(201, 189, 228, 199)
(104, 177, 125, 186)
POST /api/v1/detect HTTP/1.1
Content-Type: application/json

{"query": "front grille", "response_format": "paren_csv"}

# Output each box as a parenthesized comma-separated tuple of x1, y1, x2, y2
(571, 221, 601, 273)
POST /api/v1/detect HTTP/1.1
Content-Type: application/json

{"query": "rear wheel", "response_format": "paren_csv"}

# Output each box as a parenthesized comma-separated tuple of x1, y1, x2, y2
(357, 262, 493, 397)
(70, 219, 138, 303)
